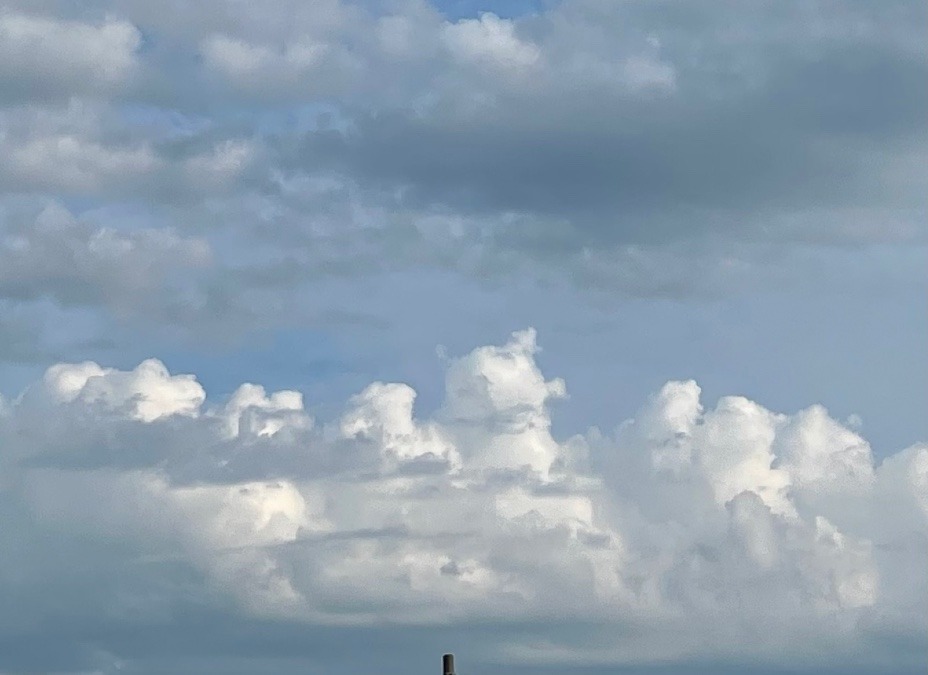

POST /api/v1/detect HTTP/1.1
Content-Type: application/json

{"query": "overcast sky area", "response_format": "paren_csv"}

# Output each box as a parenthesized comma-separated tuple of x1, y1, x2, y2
(0, 0, 926, 673)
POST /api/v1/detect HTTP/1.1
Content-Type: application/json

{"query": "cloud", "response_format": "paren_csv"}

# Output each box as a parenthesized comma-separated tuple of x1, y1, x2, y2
(0, 100, 267, 199)
(0, 102, 158, 194)
(42, 358, 205, 422)
(200, 34, 339, 95)
(0, 10, 141, 101)
(0, 202, 210, 314)
(0, 3, 921, 671)
(282, 0, 925, 256)
(0, 0, 921, 348)
(442, 13, 541, 70)
(0, 329, 925, 672)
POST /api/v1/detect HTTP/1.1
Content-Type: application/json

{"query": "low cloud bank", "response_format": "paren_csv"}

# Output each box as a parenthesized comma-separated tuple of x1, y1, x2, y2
(0, 329, 924, 671)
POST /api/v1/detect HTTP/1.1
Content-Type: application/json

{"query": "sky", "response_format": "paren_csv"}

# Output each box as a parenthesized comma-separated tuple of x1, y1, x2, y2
(0, 0, 925, 673)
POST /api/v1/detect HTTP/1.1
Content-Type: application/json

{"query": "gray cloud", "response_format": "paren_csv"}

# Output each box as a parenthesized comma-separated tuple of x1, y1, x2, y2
(0, 0, 922, 321)
(0, 203, 209, 308)
(0, 10, 141, 103)
(286, 1, 927, 251)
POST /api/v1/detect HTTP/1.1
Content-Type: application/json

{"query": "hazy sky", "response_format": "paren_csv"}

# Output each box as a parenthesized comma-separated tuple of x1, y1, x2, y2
(0, 1, 925, 673)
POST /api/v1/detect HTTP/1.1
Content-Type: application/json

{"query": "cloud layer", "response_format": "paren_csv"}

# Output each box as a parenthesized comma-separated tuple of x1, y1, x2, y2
(1, 330, 925, 672)
(0, 1, 925, 671)
(0, 0, 924, 322)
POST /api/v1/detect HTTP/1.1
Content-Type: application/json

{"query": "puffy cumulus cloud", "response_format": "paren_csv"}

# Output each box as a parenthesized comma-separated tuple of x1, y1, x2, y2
(222, 383, 310, 440)
(440, 328, 568, 477)
(42, 358, 205, 422)
(0, 329, 925, 672)
(0, 10, 141, 101)
(341, 382, 460, 473)
(442, 12, 541, 70)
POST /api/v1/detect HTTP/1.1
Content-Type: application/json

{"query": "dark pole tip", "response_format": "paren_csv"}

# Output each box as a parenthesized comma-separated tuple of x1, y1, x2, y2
(442, 653, 455, 675)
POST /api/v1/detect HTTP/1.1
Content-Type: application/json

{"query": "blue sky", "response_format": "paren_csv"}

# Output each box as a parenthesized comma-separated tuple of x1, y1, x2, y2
(0, 0, 925, 673)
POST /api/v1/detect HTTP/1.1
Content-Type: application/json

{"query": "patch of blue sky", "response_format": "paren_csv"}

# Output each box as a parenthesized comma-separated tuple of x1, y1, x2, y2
(149, 326, 366, 411)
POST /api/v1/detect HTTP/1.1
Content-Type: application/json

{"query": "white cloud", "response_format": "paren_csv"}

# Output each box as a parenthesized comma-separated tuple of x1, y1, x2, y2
(777, 404, 876, 495)
(43, 358, 205, 422)
(1, 329, 924, 669)
(341, 381, 460, 472)
(442, 13, 541, 70)
(222, 383, 311, 440)
(440, 328, 568, 478)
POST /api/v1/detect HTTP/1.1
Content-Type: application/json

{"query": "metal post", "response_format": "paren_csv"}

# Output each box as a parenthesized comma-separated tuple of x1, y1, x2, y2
(442, 653, 455, 675)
